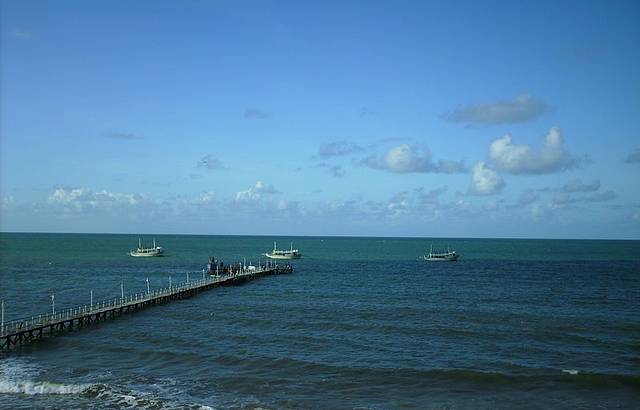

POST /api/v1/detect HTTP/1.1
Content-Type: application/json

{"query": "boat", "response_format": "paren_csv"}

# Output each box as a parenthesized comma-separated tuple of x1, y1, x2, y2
(424, 244, 458, 261)
(129, 238, 164, 257)
(263, 241, 302, 260)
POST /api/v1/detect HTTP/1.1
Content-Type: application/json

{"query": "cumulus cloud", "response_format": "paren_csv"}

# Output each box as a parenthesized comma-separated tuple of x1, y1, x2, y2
(244, 108, 272, 119)
(386, 191, 411, 216)
(196, 191, 216, 203)
(235, 181, 280, 202)
(105, 131, 144, 140)
(562, 178, 600, 193)
(197, 155, 227, 170)
(315, 140, 364, 158)
(489, 127, 578, 174)
(47, 187, 145, 213)
(362, 144, 467, 174)
(442, 94, 547, 125)
(312, 187, 452, 223)
(468, 162, 504, 195)
(625, 149, 640, 164)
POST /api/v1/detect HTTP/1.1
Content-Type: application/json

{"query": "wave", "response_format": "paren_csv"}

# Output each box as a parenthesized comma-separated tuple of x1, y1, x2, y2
(0, 358, 211, 408)
(208, 353, 640, 390)
(0, 379, 93, 395)
(0, 357, 94, 396)
(0, 378, 214, 409)
(82, 383, 215, 409)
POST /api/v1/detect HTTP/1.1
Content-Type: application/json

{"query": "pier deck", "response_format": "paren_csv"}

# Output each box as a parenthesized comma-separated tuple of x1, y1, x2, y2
(0, 265, 292, 351)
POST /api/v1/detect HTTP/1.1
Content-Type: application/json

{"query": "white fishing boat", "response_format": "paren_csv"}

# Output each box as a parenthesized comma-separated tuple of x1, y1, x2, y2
(129, 238, 164, 257)
(424, 244, 458, 261)
(263, 241, 302, 260)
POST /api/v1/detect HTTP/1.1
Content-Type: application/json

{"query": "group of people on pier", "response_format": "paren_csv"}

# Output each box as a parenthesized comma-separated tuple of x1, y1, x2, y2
(206, 256, 289, 276)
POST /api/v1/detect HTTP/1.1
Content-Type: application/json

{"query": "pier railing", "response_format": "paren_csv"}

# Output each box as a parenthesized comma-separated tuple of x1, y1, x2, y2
(1, 264, 287, 340)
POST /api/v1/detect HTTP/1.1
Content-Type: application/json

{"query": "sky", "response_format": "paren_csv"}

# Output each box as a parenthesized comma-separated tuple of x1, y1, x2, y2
(1, 0, 639, 239)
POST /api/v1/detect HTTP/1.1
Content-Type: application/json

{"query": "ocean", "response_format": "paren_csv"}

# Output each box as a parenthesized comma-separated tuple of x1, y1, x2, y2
(0, 233, 638, 409)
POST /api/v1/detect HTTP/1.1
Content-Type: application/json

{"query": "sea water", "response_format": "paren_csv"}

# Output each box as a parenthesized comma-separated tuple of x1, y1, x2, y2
(0, 233, 639, 409)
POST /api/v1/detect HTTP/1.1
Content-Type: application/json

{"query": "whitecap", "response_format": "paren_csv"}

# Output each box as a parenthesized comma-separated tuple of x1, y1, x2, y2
(0, 379, 92, 395)
(562, 369, 579, 375)
(0, 357, 93, 395)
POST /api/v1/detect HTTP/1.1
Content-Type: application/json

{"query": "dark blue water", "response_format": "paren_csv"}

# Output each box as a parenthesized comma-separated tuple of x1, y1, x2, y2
(1, 234, 639, 409)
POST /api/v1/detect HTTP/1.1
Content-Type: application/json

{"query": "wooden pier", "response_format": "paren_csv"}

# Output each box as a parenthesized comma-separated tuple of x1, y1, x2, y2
(0, 264, 292, 351)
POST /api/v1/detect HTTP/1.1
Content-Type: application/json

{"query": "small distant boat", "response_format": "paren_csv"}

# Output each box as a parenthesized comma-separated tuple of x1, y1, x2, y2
(263, 241, 302, 260)
(129, 238, 164, 257)
(424, 244, 458, 261)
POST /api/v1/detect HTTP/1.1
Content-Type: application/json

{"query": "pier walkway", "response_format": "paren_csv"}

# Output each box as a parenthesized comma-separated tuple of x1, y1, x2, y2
(0, 264, 292, 351)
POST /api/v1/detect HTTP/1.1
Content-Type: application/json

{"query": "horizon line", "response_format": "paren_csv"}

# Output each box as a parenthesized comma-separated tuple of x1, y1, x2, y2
(1, 230, 638, 242)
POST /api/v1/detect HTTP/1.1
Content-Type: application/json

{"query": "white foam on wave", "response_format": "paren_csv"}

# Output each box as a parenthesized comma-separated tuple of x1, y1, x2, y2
(562, 369, 579, 375)
(0, 357, 215, 408)
(0, 379, 92, 395)
(0, 357, 93, 395)
(91, 382, 217, 410)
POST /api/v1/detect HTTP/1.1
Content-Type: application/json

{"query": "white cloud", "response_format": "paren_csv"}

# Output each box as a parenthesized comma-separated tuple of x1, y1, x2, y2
(386, 191, 411, 216)
(196, 191, 216, 203)
(468, 162, 504, 195)
(235, 181, 280, 202)
(362, 144, 467, 174)
(442, 94, 547, 125)
(47, 187, 145, 213)
(489, 127, 578, 174)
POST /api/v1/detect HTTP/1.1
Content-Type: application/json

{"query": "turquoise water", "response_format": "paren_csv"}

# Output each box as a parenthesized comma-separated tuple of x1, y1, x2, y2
(1, 233, 639, 409)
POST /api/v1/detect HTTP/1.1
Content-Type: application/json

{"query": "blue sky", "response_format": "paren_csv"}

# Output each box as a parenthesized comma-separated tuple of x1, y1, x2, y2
(1, 0, 639, 238)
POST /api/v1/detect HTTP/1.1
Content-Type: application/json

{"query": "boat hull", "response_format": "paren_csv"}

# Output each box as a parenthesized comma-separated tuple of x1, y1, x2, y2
(424, 254, 458, 261)
(129, 252, 164, 257)
(263, 253, 301, 260)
